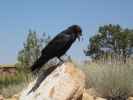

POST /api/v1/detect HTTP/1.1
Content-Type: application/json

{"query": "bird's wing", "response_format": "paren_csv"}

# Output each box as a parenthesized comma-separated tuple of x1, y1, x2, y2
(41, 33, 71, 55)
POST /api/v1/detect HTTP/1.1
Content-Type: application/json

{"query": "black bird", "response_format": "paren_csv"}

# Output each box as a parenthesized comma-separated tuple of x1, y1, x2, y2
(28, 25, 82, 94)
(31, 25, 82, 73)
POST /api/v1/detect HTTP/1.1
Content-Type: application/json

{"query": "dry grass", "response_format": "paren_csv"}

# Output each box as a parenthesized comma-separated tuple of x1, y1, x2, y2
(0, 67, 33, 98)
(79, 58, 133, 100)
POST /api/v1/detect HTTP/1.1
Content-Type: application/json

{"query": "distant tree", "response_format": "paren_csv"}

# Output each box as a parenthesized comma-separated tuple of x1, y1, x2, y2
(85, 24, 133, 62)
(17, 30, 50, 68)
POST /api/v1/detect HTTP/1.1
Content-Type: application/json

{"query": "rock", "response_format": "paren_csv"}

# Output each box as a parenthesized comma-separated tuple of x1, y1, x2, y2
(86, 88, 101, 97)
(0, 95, 4, 100)
(11, 94, 19, 100)
(128, 97, 133, 100)
(95, 97, 106, 100)
(82, 89, 107, 100)
(82, 89, 95, 100)
(20, 62, 86, 100)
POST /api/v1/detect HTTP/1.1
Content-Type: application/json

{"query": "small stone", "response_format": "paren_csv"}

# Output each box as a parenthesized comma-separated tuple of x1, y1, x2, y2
(82, 91, 94, 100)
(96, 97, 107, 100)
(0, 95, 4, 100)
(128, 97, 133, 100)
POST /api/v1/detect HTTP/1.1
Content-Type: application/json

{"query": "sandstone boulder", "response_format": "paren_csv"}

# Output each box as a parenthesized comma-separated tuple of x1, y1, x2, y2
(20, 63, 86, 100)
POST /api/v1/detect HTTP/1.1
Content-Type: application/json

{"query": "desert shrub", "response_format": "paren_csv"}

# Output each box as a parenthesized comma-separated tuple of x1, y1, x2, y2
(0, 67, 32, 97)
(81, 59, 133, 100)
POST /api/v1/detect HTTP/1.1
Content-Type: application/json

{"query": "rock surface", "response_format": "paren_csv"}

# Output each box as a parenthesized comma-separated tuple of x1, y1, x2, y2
(82, 89, 107, 100)
(19, 62, 86, 100)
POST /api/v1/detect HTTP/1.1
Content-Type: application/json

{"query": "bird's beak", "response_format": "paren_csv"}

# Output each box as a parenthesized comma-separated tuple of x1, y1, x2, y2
(78, 36, 80, 41)
(78, 33, 82, 41)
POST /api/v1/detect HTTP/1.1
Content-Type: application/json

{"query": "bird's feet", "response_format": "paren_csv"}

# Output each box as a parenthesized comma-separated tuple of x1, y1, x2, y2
(58, 57, 64, 63)
(57, 57, 64, 66)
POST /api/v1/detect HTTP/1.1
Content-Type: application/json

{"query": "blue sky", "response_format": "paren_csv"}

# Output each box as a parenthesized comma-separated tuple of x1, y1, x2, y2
(0, 0, 133, 64)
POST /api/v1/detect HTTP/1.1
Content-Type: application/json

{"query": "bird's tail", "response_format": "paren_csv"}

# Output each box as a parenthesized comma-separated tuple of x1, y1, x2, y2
(31, 55, 49, 73)
(27, 64, 58, 95)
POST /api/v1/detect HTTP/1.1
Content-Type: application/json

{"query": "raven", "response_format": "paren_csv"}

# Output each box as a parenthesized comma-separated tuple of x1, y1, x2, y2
(31, 25, 82, 73)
